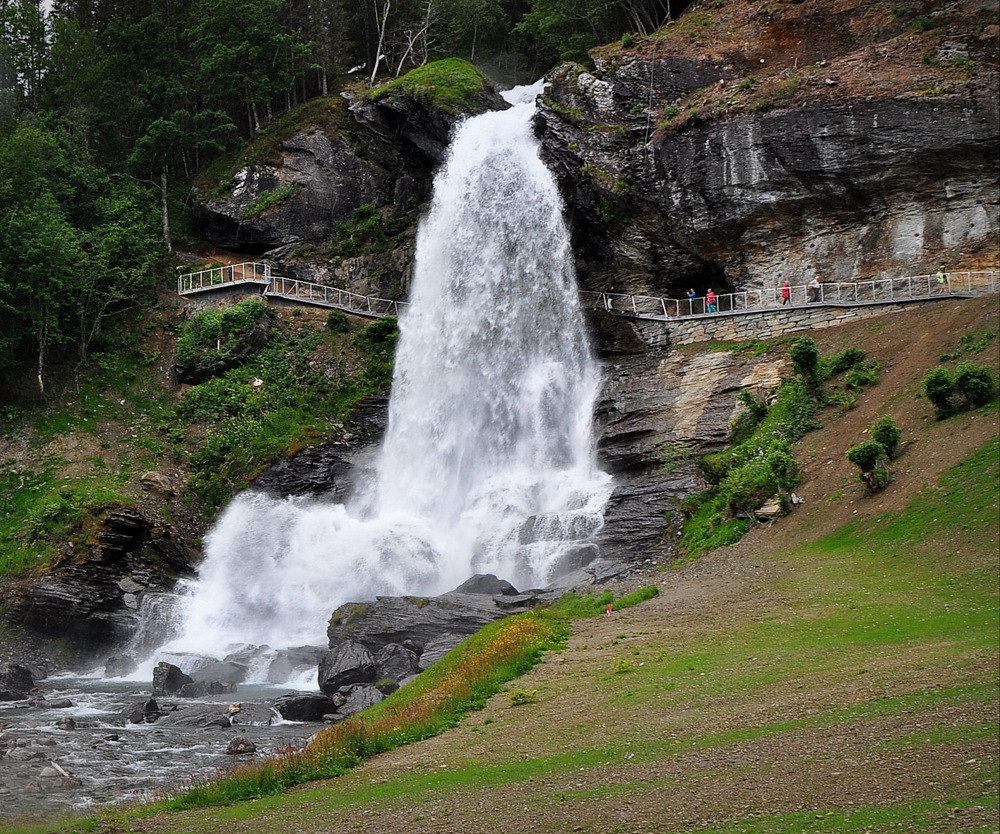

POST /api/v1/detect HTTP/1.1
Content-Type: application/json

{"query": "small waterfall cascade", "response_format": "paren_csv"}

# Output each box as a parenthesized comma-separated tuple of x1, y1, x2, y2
(146, 82, 611, 660)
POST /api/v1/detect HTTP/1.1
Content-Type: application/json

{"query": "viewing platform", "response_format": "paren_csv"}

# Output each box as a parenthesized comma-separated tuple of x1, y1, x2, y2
(178, 263, 998, 343)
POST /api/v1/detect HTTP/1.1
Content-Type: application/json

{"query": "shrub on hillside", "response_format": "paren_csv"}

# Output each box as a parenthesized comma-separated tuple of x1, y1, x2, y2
(923, 367, 956, 418)
(789, 336, 821, 389)
(846, 440, 885, 472)
(954, 362, 994, 408)
(325, 309, 350, 333)
(846, 439, 891, 494)
(844, 357, 880, 390)
(822, 347, 866, 376)
(869, 416, 901, 459)
(728, 388, 769, 444)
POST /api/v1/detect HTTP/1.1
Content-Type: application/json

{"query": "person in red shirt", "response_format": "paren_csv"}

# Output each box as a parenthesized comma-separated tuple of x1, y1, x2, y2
(781, 281, 791, 305)
(706, 288, 717, 313)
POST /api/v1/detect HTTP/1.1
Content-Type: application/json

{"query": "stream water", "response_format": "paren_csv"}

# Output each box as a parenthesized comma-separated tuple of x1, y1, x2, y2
(2, 81, 611, 821)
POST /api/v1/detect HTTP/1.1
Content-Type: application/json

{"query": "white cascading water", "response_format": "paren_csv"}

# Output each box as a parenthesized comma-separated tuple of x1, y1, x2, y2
(151, 82, 611, 660)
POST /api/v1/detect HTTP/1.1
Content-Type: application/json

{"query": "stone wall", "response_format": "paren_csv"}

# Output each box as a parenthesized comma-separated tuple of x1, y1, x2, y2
(631, 297, 959, 348)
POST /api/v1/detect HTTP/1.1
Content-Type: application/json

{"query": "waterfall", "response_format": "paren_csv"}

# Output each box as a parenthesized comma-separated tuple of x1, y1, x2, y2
(150, 82, 611, 657)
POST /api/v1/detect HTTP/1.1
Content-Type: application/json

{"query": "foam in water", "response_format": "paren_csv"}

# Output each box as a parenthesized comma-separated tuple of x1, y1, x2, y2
(145, 82, 611, 662)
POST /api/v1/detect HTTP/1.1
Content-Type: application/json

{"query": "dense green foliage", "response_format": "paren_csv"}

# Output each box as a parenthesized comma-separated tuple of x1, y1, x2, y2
(174, 297, 270, 364)
(923, 362, 995, 418)
(0, 121, 163, 396)
(683, 377, 817, 557)
(681, 336, 881, 558)
(172, 315, 397, 510)
(869, 415, 901, 459)
(953, 361, 995, 408)
(369, 58, 488, 112)
(0, 0, 682, 394)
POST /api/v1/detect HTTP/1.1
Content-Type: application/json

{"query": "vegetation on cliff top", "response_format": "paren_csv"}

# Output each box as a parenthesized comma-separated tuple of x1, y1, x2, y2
(369, 58, 491, 113)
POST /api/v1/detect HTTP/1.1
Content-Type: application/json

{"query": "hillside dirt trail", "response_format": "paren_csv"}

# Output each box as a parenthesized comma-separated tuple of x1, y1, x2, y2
(110, 297, 999, 834)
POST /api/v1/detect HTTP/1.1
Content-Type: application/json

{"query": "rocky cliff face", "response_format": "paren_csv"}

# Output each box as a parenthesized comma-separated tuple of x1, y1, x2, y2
(534, 0, 999, 296)
(6, 509, 196, 655)
(589, 312, 787, 565)
(192, 71, 509, 299)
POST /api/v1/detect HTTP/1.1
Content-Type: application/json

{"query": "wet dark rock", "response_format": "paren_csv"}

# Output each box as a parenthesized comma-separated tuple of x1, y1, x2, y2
(335, 684, 383, 717)
(452, 574, 519, 596)
(226, 736, 257, 755)
(0, 664, 34, 701)
(176, 681, 237, 698)
(252, 446, 354, 499)
(317, 641, 376, 696)
(229, 703, 279, 726)
(154, 705, 231, 729)
(273, 693, 337, 722)
(326, 592, 516, 657)
(5, 510, 196, 653)
(123, 698, 163, 725)
(45, 699, 74, 710)
(173, 312, 271, 385)
(373, 643, 419, 684)
(104, 655, 138, 678)
(152, 662, 193, 697)
(53, 717, 76, 731)
(416, 633, 465, 671)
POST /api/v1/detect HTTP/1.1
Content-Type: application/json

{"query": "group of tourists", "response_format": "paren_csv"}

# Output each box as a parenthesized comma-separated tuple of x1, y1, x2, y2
(671, 265, 952, 317)
(684, 278, 821, 314)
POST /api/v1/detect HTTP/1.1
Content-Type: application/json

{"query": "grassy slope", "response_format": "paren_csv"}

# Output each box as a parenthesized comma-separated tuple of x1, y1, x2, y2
(13, 302, 986, 834)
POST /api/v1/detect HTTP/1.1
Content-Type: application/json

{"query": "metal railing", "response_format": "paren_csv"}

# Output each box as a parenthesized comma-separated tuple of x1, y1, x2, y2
(177, 262, 271, 294)
(180, 263, 999, 323)
(580, 271, 999, 319)
(178, 262, 407, 318)
(266, 276, 407, 317)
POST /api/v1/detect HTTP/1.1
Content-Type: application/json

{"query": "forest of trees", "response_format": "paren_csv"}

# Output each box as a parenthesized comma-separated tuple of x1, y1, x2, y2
(0, 0, 677, 399)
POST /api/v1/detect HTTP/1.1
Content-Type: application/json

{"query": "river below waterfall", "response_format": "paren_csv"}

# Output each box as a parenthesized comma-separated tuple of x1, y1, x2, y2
(0, 676, 318, 823)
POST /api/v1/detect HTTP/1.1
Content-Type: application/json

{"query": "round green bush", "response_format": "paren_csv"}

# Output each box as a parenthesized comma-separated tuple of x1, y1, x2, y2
(846, 440, 885, 473)
(923, 367, 956, 416)
(789, 337, 820, 383)
(954, 362, 994, 408)
(869, 416, 901, 459)
(325, 309, 350, 333)
(823, 347, 866, 376)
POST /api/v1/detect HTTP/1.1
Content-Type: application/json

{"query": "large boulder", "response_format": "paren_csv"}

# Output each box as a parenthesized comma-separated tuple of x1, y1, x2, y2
(373, 643, 419, 684)
(325, 592, 515, 656)
(122, 698, 163, 725)
(0, 664, 34, 701)
(317, 641, 376, 696)
(452, 574, 519, 596)
(334, 684, 383, 718)
(152, 662, 193, 697)
(154, 705, 232, 729)
(273, 693, 338, 722)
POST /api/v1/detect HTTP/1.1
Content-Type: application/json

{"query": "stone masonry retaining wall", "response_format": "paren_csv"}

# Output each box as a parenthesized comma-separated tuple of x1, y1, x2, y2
(630, 297, 964, 348)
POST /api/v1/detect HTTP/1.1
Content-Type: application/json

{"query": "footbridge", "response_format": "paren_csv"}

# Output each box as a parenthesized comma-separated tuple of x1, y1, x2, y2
(178, 263, 998, 342)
